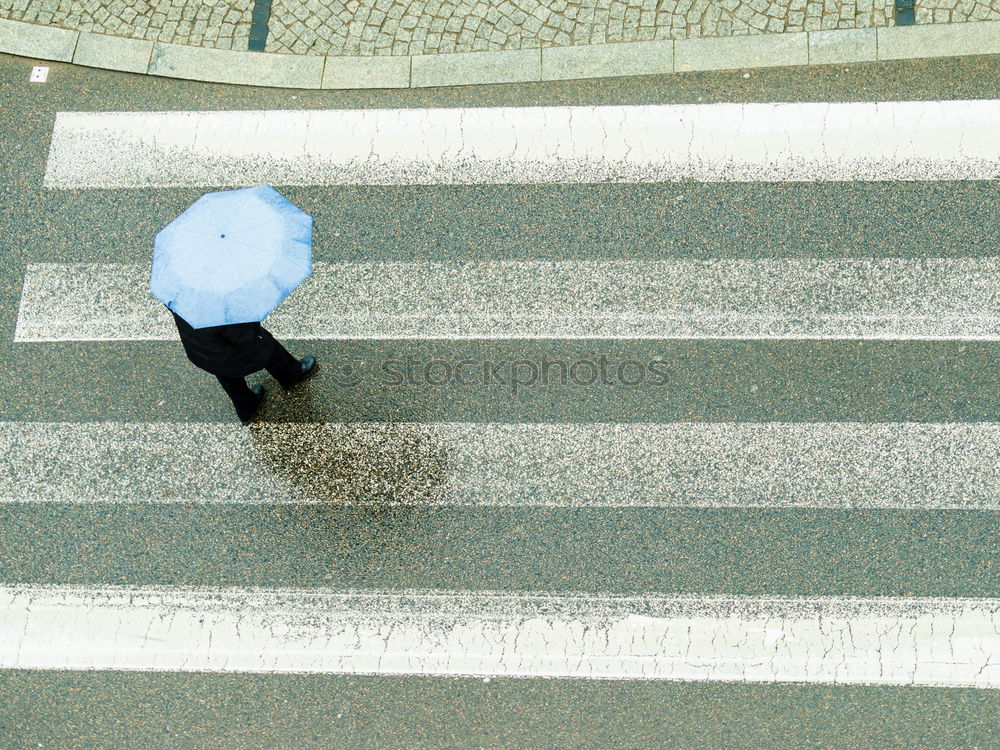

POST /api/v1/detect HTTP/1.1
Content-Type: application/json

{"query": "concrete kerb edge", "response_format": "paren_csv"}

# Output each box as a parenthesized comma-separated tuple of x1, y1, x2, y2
(1, 17, 999, 89)
(0, 17, 78, 62)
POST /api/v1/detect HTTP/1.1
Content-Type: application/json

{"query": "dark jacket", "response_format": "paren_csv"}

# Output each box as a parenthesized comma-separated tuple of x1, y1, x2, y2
(171, 311, 276, 377)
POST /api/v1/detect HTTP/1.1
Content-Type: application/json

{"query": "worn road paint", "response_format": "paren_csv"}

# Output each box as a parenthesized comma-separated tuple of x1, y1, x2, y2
(1, 421, 998, 508)
(41, 101, 1000, 188)
(1, 586, 998, 686)
(14, 259, 1000, 341)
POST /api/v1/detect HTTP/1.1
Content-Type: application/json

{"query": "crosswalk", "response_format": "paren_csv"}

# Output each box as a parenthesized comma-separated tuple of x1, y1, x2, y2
(3, 99, 999, 701)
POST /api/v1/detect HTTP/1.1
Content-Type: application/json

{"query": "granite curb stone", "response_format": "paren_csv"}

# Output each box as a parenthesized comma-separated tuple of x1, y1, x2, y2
(322, 54, 410, 88)
(411, 48, 541, 87)
(148, 41, 325, 86)
(808, 27, 878, 63)
(0, 17, 77, 61)
(541, 39, 674, 80)
(74, 31, 153, 73)
(676, 30, 810, 70)
(1, 18, 998, 89)
(877, 17, 1000, 57)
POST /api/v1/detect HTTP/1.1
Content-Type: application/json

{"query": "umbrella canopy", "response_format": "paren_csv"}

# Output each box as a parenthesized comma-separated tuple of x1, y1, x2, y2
(150, 185, 312, 329)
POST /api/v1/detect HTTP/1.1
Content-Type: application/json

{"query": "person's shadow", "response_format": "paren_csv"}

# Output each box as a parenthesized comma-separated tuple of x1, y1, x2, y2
(244, 379, 452, 507)
(238, 370, 465, 580)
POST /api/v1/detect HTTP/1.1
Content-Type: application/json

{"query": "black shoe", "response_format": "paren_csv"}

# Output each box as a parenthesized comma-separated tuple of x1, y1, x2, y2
(285, 356, 317, 388)
(240, 385, 266, 424)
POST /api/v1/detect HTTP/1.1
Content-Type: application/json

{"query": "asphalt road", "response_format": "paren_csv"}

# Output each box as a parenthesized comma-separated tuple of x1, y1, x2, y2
(1, 51, 1000, 748)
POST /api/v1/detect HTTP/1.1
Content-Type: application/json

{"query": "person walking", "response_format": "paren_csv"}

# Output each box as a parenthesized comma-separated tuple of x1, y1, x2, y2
(171, 310, 317, 423)
(150, 185, 318, 423)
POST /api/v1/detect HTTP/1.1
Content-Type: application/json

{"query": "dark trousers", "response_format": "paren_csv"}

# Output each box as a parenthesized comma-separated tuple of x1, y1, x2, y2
(216, 341, 301, 421)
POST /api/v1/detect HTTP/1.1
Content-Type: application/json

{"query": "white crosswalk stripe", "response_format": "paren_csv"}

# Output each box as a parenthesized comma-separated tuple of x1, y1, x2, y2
(2, 421, 998, 508)
(42, 101, 1000, 188)
(3, 585, 999, 687)
(6, 100, 999, 693)
(15, 259, 1000, 341)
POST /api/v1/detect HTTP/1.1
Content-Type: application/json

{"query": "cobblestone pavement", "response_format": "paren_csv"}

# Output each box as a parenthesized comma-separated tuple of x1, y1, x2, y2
(1, 0, 999, 55)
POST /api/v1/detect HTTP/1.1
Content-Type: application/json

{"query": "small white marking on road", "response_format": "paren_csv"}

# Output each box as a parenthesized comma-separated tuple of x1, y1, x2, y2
(30, 66, 48, 83)
(1, 422, 997, 508)
(42, 101, 1000, 188)
(1, 586, 998, 687)
(14, 259, 1000, 341)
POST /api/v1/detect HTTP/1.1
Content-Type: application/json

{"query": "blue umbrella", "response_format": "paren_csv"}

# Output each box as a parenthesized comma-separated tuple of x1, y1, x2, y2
(150, 185, 312, 329)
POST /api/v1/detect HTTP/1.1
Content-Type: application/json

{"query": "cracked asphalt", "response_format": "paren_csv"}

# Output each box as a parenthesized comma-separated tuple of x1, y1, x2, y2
(1, 52, 1000, 748)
